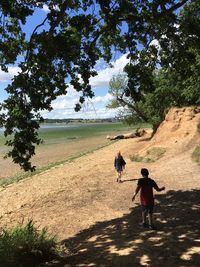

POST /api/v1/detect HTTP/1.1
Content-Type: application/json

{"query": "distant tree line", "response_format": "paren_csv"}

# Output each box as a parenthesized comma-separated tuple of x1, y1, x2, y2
(42, 118, 118, 123)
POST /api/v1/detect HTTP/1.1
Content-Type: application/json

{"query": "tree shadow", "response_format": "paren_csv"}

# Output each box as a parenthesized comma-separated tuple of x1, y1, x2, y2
(43, 189, 200, 266)
(121, 178, 138, 183)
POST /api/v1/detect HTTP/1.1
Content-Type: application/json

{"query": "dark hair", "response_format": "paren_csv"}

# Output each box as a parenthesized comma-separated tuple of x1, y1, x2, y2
(141, 168, 149, 177)
(117, 151, 121, 156)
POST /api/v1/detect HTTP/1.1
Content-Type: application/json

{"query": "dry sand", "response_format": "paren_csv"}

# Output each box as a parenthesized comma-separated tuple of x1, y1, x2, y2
(0, 107, 200, 266)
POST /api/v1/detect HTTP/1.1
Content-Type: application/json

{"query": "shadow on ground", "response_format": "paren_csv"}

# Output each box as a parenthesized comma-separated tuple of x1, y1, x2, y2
(121, 178, 138, 183)
(42, 189, 200, 267)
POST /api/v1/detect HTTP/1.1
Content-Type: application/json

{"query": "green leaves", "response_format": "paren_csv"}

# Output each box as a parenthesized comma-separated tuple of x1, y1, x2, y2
(0, 220, 57, 267)
(2, 93, 42, 171)
(0, 0, 198, 171)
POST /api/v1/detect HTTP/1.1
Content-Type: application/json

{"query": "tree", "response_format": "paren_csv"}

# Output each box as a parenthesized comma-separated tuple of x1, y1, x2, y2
(107, 73, 147, 124)
(0, 0, 198, 171)
(108, 47, 200, 130)
(107, 1, 200, 131)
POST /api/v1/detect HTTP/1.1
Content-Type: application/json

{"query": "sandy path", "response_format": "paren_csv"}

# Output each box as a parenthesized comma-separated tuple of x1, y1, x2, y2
(0, 125, 200, 266)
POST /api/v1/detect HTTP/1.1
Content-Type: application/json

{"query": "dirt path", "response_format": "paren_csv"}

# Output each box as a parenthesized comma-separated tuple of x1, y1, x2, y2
(0, 107, 200, 266)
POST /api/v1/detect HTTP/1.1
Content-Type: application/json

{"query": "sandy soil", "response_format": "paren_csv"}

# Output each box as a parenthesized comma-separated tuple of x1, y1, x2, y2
(0, 107, 200, 267)
(0, 136, 112, 179)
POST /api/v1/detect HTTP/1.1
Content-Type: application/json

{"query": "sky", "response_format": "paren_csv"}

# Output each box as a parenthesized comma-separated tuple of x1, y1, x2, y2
(0, 54, 129, 119)
(42, 54, 129, 119)
(0, 5, 129, 120)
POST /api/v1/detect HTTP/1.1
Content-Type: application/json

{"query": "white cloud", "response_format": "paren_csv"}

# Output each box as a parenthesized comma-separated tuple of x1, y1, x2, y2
(1, 54, 128, 119)
(41, 54, 128, 118)
(42, 4, 60, 13)
(42, 5, 50, 12)
(42, 106, 119, 119)
(90, 93, 114, 104)
(0, 67, 20, 82)
(50, 86, 81, 110)
(90, 54, 129, 88)
(150, 39, 160, 49)
(41, 87, 115, 119)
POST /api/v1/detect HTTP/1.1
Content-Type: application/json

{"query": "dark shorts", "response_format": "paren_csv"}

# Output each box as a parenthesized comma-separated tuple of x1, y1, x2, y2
(142, 205, 154, 214)
(115, 166, 123, 172)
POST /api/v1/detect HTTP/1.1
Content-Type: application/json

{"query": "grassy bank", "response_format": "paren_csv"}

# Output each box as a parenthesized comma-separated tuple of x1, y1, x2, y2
(0, 140, 114, 187)
(38, 122, 150, 145)
(0, 122, 151, 185)
(0, 122, 150, 148)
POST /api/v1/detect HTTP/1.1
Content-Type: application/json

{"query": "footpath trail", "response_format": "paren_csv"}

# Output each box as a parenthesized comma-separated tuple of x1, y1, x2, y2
(0, 107, 200, 266)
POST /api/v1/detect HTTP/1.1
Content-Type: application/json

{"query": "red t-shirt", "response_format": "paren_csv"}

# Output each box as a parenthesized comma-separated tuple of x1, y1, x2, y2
(138, 177, 158, 206)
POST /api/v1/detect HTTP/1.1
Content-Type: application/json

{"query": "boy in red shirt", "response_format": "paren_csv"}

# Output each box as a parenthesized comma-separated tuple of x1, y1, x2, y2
(132, 168, 165, 229)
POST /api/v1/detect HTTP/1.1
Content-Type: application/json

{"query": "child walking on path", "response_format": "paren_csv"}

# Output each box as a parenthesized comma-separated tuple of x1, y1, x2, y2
(132, 168, 165, 229)
(114, 151, 126, 183)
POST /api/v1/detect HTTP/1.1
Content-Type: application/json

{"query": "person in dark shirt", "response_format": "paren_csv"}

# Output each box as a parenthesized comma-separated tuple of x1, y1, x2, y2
(114, 151, 126, 183)
(132, 168, 165, 229)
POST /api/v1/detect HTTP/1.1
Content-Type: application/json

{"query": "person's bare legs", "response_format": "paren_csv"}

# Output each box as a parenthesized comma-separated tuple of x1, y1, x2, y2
(148, 212, 157, 229)
(142, 210, 147, 226)
(148, 213, 153, 226)
(117, 171, 122, 182)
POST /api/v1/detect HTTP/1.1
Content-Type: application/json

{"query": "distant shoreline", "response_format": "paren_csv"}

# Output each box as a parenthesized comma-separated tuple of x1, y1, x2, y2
(0, 121, 122, 133)
(41, 119, 119, 125)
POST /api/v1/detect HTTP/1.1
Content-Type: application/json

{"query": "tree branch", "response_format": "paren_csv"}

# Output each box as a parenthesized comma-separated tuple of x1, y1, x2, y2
(25, 16, 48, 62)
(159, 0, 190, 16)
(117, 96, 148, 122)
(48, 2, 68, 37)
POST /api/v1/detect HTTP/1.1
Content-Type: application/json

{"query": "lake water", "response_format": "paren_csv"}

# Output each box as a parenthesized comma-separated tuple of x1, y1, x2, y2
(0, 124, 81, 134)
(0, 123, 107, 134)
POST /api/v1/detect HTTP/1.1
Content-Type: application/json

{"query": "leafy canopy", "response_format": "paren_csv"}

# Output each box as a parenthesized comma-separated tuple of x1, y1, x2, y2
(107, 1, 200, 129)
(0, 0, 198, 171)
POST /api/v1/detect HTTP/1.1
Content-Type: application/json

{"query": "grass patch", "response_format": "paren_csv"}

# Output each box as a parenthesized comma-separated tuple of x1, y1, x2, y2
(130, 154, 155, 163)
(192, 145, 200, 164)
(0, 140, 117, 188)
(0, 220, 58, 267)
(130, 147, 166, 163)
(38, 122, 151, 146)
(0, 122, 151, 148)
(198, 121, 200, 133)
(0, 122, 151, 187)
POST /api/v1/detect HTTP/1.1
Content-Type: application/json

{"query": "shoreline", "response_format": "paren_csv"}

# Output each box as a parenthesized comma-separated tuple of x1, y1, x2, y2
(0, 137, 116, 188)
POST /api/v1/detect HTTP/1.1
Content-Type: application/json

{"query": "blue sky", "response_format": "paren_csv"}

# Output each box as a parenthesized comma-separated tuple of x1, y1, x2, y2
(41, 54, 129, 119)
(0, 55, 129, 119)
(0, 5, 128, 119)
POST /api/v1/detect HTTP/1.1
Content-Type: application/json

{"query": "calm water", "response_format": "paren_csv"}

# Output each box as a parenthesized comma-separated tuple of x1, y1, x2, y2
(0, 123, 108, 134)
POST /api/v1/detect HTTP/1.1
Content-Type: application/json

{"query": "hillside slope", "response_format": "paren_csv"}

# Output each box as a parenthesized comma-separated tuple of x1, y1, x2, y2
(0, 107, 200, 266)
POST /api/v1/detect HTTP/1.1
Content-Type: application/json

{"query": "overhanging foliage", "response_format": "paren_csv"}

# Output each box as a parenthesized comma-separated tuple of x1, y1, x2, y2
(0, 0, 199, 171)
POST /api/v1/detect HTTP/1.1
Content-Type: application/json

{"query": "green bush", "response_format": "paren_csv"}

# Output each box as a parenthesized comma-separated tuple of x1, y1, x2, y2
(130, 147, 166, 163)
(0, 220, 58, 267)
(192, 145, 200, 163)
(130, 154, 154, 163)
